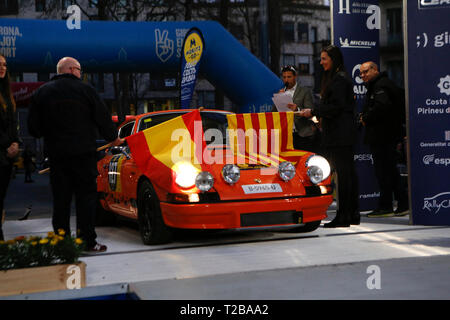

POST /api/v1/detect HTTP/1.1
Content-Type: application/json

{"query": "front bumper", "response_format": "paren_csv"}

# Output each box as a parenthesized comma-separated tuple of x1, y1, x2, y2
(160, 195, 332, 229)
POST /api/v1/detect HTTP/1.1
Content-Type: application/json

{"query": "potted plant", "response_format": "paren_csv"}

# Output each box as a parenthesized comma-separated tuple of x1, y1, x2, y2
(0, 230, 86, 296)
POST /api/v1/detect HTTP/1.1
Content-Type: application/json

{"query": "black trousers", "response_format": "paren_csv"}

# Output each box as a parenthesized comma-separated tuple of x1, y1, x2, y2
(324, 146, 359, 223)
(370, 143, 408, 210)
(49, 152, 98, 247)
(294, 132, 322, 154)
(0, 164, 13, 241)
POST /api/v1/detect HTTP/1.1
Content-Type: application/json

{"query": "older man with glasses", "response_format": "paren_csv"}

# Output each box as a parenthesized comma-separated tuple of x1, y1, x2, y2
(28, 57, 124, 253)
(359, 61, 409, 218)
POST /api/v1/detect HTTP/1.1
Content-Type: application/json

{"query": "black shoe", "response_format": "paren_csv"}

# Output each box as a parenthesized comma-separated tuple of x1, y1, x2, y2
(366, 208, 394, 218)
(394, 206, 409, 216)
(350, 215, 360, 225)
(323, 219, 350, 228)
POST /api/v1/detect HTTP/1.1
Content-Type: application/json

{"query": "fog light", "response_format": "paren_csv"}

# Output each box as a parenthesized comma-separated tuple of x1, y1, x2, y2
(222, 164, 240, 184)
(278, 161, 296, 181)
(307, 166, 323, 185)
(195, 171, 214, 192)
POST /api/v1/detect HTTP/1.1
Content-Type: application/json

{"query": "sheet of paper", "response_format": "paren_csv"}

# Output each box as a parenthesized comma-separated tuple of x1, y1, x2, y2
(271, 93, 293, 112)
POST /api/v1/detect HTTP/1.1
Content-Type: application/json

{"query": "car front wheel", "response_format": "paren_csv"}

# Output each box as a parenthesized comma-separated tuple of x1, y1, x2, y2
(137, 180, 172, 245)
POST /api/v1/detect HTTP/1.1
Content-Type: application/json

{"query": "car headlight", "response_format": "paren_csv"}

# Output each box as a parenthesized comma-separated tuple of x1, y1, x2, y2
(195, 171, 214, 192)
(222, 164, 240, 184)
(173, 162, 200, 189)
(305, 155, 331, 184)
(278, 161, 296, 181)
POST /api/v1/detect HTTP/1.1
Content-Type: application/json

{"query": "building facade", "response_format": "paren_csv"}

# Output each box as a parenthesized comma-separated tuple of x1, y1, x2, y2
(1, 0, 332, 113)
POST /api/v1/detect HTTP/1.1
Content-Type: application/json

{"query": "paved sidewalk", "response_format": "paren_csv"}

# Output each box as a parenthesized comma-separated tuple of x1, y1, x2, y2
(4, 171, 53, 221)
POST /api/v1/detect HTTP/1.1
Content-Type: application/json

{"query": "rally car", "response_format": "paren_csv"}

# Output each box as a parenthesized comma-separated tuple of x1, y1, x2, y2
(96, 109, 333, 244)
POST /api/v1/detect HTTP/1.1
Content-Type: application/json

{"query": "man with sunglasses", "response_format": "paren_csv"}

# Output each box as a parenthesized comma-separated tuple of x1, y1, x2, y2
(275, 65, 319, 153)
(28, 57, 123, 253)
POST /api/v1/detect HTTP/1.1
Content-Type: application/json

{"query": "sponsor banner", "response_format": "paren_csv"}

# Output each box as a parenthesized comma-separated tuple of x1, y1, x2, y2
(406, 1, 450, 225)
(180, 28, 204, 109)
(332, 0, 380, 211)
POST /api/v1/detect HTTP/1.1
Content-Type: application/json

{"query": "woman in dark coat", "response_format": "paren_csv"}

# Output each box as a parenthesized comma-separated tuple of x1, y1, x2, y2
(0, 54, 19, 240)
(299, 45, 359, 227)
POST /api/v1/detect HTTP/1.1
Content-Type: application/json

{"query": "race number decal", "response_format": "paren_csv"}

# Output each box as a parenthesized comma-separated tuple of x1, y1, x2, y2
(108, 155, 125, 192)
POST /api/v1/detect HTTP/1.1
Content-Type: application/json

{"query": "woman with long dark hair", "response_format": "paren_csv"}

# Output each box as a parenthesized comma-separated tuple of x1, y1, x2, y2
(299, 45, 359, 227)
(0, 54, 19, 240)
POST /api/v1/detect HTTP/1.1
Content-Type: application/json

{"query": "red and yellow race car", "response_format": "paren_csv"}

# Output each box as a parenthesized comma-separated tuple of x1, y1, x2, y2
(97, 109, 333, 244)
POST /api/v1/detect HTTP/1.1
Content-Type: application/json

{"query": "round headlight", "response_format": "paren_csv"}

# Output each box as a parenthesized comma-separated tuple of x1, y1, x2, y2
(307, 166, 324, 185)
(195, 171, 214, 192)
(222, 164, 240, 184)
(278, 161, 296, 181)
(173, 162, 200, 189)
(305, 155, 330, 184)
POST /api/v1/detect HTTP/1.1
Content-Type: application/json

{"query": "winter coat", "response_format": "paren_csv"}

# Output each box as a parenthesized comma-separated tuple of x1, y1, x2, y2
(313, 71, 357, 147)
(28, 74, 118, 159)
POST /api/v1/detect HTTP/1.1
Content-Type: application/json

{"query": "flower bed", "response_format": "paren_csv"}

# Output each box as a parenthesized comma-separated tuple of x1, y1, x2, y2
(0, 230, 85, 270)
(0, 230, 86, 296)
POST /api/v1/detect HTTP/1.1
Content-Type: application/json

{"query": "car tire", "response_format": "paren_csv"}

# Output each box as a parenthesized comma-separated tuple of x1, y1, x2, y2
(137, 180, 172, 245)
(290, 220, 321, 233)
(95, 195, 117, 226)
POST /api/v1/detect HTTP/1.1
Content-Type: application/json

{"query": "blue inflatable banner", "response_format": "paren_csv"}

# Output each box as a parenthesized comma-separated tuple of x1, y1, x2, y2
(0, 18, 281, 113)
(405, 1, 450, 225)
(331, 0, 380, 211)
(180, 28, 204, 109)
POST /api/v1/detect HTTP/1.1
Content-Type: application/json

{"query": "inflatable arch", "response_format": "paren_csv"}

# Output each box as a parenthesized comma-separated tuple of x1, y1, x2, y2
(0, 18, 283, 113)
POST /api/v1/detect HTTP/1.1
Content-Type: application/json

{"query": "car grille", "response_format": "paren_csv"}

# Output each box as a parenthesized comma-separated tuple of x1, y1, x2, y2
(240, 210, 302, 227)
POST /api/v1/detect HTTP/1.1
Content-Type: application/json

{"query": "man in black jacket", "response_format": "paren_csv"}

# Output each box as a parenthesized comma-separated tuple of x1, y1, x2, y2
(359, 61, 408, 217)
(28, 57, 123, 252)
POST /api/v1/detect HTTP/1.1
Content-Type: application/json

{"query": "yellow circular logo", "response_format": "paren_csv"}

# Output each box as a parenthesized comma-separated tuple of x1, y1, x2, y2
(184, 32, 203, 66)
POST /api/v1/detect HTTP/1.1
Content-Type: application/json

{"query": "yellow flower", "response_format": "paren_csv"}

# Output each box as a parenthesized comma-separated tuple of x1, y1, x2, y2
(31, 241, 38, 246)
(0, 240, 5, 245)
(50, 238, 58, 246)
(39, 238, 49, 245)
(47, 231, 55, 238)
(75, 238, 83, 245)
(58, 229, 66, 236)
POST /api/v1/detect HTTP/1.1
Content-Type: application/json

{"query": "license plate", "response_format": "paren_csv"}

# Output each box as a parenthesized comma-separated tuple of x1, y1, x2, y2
(242, 183, 283, 194)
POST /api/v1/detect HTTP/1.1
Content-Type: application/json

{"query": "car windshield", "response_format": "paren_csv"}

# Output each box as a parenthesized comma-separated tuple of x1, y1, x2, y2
(138, 111, 229, 145)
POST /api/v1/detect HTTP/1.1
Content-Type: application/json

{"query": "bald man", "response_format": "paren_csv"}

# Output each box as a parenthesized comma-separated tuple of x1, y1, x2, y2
(28, 57, 123, 253)
(359, 61, 408, 218)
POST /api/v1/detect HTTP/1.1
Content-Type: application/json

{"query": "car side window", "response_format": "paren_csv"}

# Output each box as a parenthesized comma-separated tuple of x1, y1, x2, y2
(118, 121, 135, 138)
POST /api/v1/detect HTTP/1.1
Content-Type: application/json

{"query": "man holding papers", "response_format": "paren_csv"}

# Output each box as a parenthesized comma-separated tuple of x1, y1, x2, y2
(272, 65, 319, 153)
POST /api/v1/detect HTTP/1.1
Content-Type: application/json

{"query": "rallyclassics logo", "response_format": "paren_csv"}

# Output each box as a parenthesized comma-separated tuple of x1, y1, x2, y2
(423, 192, 450, 214)
(418, 0, 450, 9)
